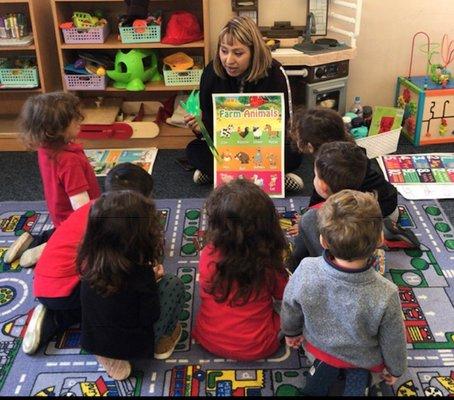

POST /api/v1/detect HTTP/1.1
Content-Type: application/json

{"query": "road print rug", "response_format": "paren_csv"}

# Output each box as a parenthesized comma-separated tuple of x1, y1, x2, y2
(0, 197, 453, 396)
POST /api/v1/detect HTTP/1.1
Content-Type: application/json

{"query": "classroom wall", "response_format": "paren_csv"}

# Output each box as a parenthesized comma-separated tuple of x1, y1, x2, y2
(207, 0, 454, 108)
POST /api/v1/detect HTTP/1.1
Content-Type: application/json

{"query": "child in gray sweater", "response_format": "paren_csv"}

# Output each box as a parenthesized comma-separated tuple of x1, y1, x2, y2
(281, 190, 407, 396)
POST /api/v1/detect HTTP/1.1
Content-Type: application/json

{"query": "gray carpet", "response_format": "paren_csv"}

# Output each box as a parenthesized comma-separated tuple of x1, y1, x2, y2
(0, 137, 453, 221)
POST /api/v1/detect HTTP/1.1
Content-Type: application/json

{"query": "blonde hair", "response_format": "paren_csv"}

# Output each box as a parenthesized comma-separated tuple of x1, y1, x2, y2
(213, 16, 272, 82)
(318, 189, 383, 261)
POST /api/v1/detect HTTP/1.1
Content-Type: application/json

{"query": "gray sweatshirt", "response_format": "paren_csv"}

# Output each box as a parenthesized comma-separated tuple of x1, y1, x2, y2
(281, 251, 407, 377)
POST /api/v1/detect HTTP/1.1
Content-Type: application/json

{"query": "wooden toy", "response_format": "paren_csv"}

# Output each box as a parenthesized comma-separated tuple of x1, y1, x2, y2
(395, 32, 454, 146)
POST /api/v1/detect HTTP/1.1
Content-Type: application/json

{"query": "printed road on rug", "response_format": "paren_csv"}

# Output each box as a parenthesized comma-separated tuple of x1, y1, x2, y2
(0, 197, 453, 396)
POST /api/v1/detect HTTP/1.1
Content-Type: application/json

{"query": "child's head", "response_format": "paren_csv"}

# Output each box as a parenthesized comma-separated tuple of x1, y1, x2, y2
(205, 178, 286, 306)
(104, 162, 154, 197)
(292, 107, 353, 153)
(318, 189, 383, 261)
(77, 190, 163, 296)
(18, 92, 83, 150)
(314, 141, 367, 199)
(213, 16, 272, 82)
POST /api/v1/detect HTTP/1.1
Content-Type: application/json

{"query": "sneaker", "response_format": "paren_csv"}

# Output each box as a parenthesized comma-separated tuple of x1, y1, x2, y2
(95, 355, 131, 381)
(3, 232, 33, 264)
(285, 173, 304, 192)
(22, 304, 57, 355)
(193, 169, 211, 185)
(154, 322, 182, 360)
(19, 243, 46, 268)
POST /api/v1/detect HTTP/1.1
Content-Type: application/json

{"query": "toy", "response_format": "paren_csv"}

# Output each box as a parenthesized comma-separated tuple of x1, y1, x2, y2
(106, 49, 161, 91)
(396, 32, 454, 145)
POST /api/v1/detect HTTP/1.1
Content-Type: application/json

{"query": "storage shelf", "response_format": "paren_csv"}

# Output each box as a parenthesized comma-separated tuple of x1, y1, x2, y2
(0, 44, 35, 51)
(0, 0, 29, 3)
(60, 35, 205, 50)
(0, 116, 194, 150)
(0, 87, 42, 92)
(102, 81, 199, 92)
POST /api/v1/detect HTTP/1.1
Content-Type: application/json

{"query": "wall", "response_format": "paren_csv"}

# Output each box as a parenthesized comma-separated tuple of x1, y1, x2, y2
(208, 0, 454, 107)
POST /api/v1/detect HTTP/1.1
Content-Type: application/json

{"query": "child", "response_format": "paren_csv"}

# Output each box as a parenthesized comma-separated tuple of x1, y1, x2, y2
(4, 92, 100, 268)
(22, 163, 155, 357)
(192, 179, 289, 360)
(281, 190, 407, 396)
(289, 141, 368, 268)
(78, 190, 185, 380)
(292, 107, 398, 220)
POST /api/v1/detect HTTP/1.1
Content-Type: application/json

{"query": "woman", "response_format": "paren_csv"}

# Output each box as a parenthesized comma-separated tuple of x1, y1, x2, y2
(185, 16, 303, 191)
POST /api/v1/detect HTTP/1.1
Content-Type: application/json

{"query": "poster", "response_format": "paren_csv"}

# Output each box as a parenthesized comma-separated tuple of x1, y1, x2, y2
(84, 148, 158, 177)
(213, 93, 285, 198)
(378, 153, 454, 199)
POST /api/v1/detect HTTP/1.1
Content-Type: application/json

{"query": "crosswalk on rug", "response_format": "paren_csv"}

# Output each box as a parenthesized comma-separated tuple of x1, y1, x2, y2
(0, 197, 453, 396)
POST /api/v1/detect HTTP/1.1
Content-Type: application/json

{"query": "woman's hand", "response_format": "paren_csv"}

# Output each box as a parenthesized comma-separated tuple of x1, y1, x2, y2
(380, 368, 398, 386)
(285, 335, 305, 349)
(184, 114, 201, 133)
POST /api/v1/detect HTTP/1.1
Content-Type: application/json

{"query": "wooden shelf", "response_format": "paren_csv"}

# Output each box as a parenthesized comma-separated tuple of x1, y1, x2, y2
(0, 44, 35, 50)
(0, 87, 42, 92)
(103, 81, 199, 92)
(0, 0, 29, 3)
(0, 117, 194, 150)
(60, 35, 205, 50)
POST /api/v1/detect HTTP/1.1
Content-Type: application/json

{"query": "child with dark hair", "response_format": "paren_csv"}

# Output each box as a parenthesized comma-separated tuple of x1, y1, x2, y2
(192, 179, 289, 360)
(78, 190, 185, 380)
(289, 141, 368, 268)
(22, 164, 159, 360)
(281, 190, 407, 396)
(291, 107, 398, 219)
(4, 92, 100, 268)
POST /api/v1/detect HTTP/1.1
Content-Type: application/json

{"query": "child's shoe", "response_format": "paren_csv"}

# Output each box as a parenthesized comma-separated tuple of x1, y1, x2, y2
(95, 355, 131, 381)
(3, 232, 33, 264)
(285, 173, 304, 192)
(19, 243, 46, 268)
(22, 304, 57, 355)
(193, 169, 211, 185)
(154, 322, 182, 360)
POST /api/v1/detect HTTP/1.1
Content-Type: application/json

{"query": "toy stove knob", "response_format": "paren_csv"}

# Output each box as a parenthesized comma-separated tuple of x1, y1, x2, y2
(315, 66, 325, 79)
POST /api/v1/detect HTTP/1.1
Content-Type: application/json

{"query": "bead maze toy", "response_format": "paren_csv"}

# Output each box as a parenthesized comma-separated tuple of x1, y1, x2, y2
(396, 32, 454, 146)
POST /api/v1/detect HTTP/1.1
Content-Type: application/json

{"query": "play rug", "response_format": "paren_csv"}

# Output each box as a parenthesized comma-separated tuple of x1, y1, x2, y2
(0, 197, 453, 396)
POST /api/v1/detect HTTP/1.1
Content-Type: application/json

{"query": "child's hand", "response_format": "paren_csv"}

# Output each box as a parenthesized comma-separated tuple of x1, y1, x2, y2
(184, 114, 200, 133)
(380, 368, 398, 385)
(286, 224, 299, 237)
(285, 335, 305, 349)
(153, 264, 165, 281)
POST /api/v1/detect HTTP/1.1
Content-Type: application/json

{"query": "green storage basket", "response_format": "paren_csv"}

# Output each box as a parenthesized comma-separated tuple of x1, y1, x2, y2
(119, 25, 160, 43)
(0, 65, 39, 88)
(163, 56, 203, 86)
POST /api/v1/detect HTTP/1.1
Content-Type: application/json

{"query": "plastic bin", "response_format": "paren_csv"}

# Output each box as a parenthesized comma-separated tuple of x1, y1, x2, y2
(119, 25, 160, 43)
(163, 56, 203, 86)
(64, 74, 106, 91)
(0, 65, 39, 88)
(61, 24, 109, 44)
(355, 128, 401, 159)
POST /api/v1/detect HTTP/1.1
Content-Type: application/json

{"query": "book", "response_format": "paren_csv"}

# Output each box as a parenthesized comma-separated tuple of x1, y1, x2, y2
(368, 106, 404, 136)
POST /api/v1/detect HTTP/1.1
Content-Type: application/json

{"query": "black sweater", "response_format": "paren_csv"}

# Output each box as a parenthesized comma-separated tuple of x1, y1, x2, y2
(81, 266, 160, 360)
(199, 59, 292, 138)
(309, 148, 398, 217)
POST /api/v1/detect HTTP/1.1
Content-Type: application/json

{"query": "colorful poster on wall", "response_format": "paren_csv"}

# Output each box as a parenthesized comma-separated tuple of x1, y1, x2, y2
(84, 148, 158, 176)
(213, 93, 285, 198)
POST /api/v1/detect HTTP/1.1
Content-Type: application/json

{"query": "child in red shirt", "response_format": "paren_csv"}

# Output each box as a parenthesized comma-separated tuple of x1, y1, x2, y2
(4, 92, 100, 268)
(192, 179, 289, 361)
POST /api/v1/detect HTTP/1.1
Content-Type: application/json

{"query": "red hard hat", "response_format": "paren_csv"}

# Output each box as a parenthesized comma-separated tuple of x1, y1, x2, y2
(161, 11, 203, 45)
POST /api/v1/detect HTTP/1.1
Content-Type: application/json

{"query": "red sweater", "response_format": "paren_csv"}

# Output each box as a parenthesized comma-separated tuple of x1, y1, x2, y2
(34, 202, 92, 298)
(38, 143, 100, 227)
(192, 244, 288, 360)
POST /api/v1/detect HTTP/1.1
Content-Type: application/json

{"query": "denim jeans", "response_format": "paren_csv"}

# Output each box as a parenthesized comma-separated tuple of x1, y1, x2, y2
(301, 359, 371, 396)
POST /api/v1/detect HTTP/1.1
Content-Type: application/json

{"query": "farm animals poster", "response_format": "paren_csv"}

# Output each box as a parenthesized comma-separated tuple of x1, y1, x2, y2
(213, 93, 285, 197)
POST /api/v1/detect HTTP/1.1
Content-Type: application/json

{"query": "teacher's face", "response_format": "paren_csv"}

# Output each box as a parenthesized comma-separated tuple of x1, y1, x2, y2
(219, 38, 251, 77)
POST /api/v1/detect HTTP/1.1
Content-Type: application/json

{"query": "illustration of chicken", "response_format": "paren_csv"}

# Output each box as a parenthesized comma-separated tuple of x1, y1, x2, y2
(238, 126, 249, 138)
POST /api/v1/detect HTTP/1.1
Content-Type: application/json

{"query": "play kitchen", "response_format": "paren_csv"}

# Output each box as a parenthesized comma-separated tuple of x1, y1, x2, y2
(234, 0, 361, 114)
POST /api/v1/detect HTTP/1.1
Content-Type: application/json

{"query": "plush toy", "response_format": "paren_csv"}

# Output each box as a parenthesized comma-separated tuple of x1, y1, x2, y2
(106, 49, 162, 91)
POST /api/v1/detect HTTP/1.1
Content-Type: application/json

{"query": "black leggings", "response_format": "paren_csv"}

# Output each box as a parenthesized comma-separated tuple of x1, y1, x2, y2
(185, 138, 302, 178)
